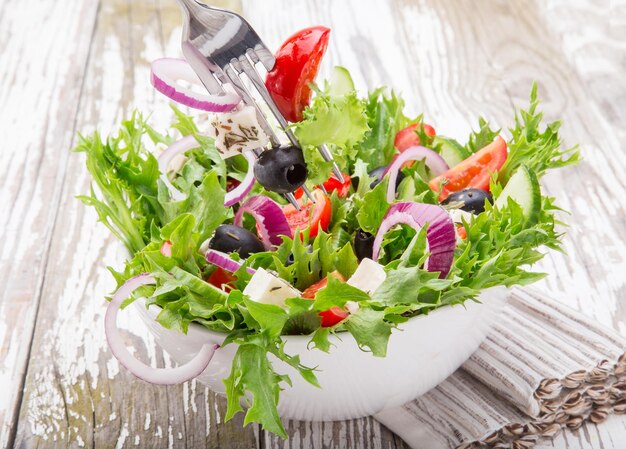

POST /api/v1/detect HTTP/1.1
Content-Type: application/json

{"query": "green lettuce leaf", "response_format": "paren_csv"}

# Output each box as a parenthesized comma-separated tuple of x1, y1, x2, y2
(343, 307, 392, 357)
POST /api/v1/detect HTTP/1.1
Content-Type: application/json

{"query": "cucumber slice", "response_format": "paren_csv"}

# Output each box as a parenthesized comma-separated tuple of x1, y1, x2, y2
(329, 66, 355, 97)
(433, 136, 470, 167)
(495, 165, 541, 225)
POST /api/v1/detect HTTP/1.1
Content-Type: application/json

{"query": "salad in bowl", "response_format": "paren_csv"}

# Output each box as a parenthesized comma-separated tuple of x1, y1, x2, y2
(76, 26, 579, 437)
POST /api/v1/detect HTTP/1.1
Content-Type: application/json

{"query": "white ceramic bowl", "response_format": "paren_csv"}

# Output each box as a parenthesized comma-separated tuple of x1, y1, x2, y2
(135, 286, 508, 421)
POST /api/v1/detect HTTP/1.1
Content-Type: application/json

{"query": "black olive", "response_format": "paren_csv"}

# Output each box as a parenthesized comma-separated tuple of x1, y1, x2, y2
(209, 224, 265, 258)
(253, 145, 308, 194)
(351, 166, 405, 191)
(442, 188, 493, 214)
(354, 229, 375, 261)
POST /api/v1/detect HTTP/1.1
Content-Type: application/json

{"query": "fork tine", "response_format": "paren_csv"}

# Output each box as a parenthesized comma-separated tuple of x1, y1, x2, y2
(218, 65, 281, 147)
(284, 192, 300, 210)
(248, 47, 275, 72)
(237, 54, 344, 180)
(301, 185, 316, 203)
(237, 55, 299, 146)
(319, 144, 344, 180)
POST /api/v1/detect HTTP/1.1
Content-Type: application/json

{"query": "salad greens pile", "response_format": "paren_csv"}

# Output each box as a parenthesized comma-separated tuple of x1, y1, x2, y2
(76, 69, 578, 436)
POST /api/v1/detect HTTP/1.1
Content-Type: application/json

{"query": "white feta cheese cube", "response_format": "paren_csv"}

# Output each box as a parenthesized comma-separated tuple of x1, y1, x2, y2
(242, 268, 301, 308)
(210, 106, 269, 158)
(347, 258, 387, 294)
(447, 208, 473, 224)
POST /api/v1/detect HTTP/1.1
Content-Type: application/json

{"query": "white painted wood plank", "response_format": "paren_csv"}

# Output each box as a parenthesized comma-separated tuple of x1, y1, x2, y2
(0, 0, 100, 446)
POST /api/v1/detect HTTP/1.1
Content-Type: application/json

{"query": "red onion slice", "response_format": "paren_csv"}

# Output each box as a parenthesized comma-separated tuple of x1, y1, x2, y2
(224, 151, 256, 207)
(158, 136, 255, 206)
(104, 273, 219, 385)
(151, 58, 240, 112)
(158, 135, 199, 201)
(206, 249, 256, 275)
(384, 146, 449, 203)
(234, 196, 293, 249)
(372, 202, 456, 278)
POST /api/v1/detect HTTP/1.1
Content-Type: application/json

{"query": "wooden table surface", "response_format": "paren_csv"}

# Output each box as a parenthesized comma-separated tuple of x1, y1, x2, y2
(1, 0, 625, 448)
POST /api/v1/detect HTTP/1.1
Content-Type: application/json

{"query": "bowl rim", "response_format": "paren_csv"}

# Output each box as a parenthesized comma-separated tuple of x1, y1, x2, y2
(135, 288, 497, 344)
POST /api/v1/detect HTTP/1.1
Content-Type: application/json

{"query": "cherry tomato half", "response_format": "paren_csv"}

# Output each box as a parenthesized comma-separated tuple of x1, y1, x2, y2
(394, 123, 436, 152)
(294, 173, 351, 199)
(429, 136, 508, 202)
(265, 26, 331, 122)
(318, 307, 350, 327)
(207, 268, 237, 292)
(301, 272, 349, 327)
(282, 189, 332, 238)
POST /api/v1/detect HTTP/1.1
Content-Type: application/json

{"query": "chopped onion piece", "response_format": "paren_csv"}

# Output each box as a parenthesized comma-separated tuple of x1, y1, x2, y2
(372, 202, 456, 278)
(158, 136, 255, 206)
(384, 146, 449, 202)
(104, 273, 218, 385)
(157, 135, 198, 201)
(206, 249, 256, 275)
(234, 196, 292, 248)
(210, 106, 269, 158)
(224, 151, 257, 207)
(151, 58, 240, 112)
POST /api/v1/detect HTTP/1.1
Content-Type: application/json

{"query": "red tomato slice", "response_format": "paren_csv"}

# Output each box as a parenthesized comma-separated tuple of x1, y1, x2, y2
(394, 123, 436, 152)
(456, 225, 467, 240)
(301, 272, 349, 327)
(265, 26, 331, 122)
(207, 268, 237, 292)
(294, 173, 351, 199)
(283, 189, 331, 238)
(429, 136, 508, 202)
(319, 307, 350, 327)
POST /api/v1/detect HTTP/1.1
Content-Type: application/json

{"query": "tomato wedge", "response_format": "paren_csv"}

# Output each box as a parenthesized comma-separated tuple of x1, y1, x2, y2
(302, 272, 349, 327)
(283, 189, 331, 238)
(207, 268, 237, 292)
(294, 173, 351, 199)
(429, 136, 508, 202)
(318, 307, 350, 327)
(394, 123, 436, 152)
(265, 26, 331, 122)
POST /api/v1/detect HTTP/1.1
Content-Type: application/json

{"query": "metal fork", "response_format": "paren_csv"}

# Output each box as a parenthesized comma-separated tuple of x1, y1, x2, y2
(175, 0, 343, 207)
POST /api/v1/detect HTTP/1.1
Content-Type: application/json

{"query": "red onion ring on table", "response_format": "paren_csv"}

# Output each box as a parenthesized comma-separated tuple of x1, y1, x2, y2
(384, 146, 449, 203)
(157, 136, 256, 206)
(234, 196, 293, 249)
(372, 202, 456, 278)
(150, 58, 241, 112)
(104, 273, 219, 385)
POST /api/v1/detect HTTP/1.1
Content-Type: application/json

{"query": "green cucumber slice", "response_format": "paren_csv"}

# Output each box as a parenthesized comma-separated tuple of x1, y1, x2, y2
(433, 136, 470, 167)
(329, 66, 355, 97)
(495, 165, 541, 225)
